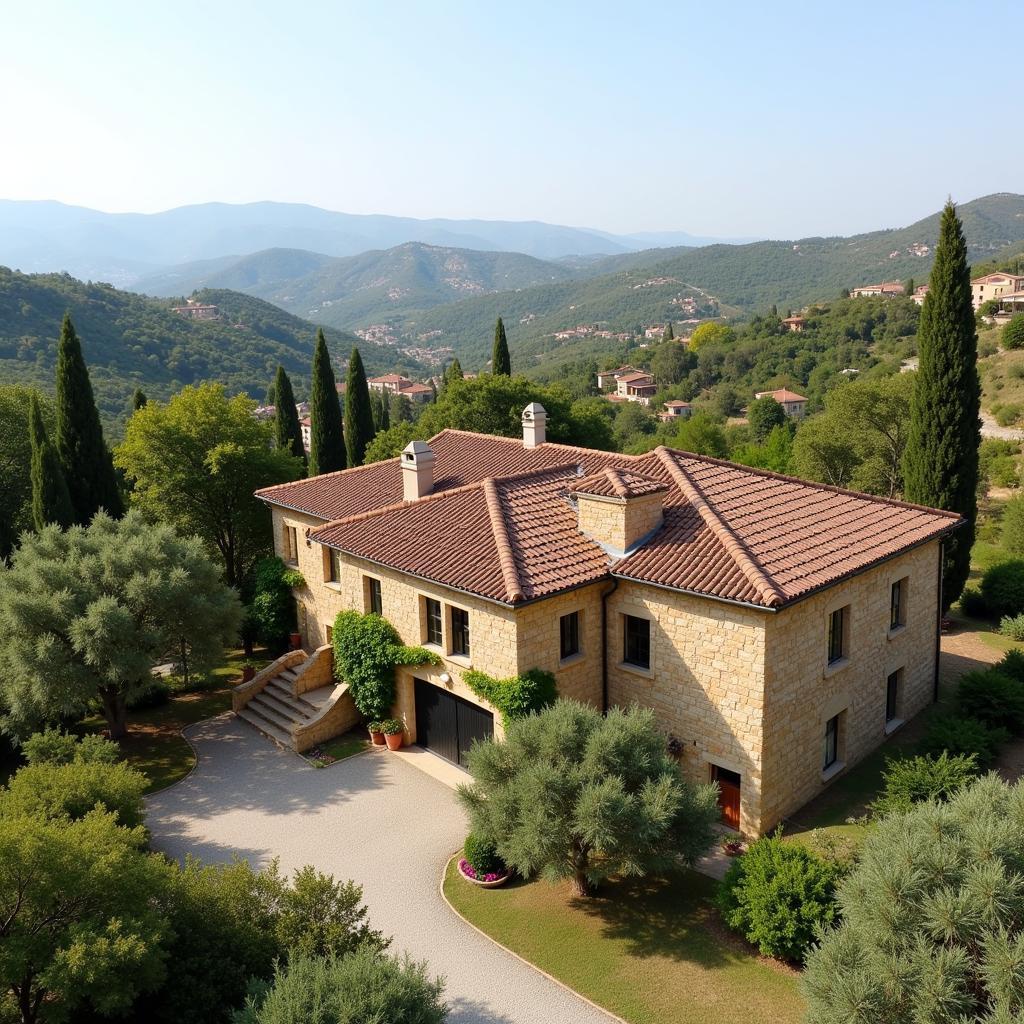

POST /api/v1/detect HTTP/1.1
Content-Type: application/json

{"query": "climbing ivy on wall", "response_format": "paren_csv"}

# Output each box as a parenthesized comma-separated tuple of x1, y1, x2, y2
(463, 668, 557, 724)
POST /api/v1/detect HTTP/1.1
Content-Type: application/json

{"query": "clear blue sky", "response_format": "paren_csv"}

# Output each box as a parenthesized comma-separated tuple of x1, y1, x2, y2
(3, 0, 1018, 239)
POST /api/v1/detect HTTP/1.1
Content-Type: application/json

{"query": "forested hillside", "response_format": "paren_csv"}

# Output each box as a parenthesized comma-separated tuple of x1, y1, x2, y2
(0, 269, 419, 434)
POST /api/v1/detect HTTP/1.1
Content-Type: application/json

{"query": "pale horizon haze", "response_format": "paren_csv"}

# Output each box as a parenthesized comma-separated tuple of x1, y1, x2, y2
(3, 0, 1019, 241)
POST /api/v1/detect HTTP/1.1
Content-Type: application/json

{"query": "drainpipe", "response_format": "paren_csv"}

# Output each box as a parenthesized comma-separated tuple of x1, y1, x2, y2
(601, 578, 619, 714)
(933, 539, 945, 703)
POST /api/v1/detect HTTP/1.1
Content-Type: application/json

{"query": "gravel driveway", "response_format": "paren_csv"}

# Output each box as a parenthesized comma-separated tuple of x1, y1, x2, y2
(146, 715, 615, 1024)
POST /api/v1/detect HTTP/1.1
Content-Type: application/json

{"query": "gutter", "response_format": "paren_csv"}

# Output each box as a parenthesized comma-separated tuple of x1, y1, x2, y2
(600, 577, 619, 714)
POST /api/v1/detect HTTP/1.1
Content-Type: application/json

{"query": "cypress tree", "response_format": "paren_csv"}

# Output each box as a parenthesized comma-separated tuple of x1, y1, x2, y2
(29, 393, 74, 531)
(344, 347, 375, 468)
(662, 322, 674, 342)
(273, 365, 306, 467)
(370, 389, 390, 433)
(307, 329, 346, 476)
(132, 388, 148, 411)
(902, 201, 980, 607)
(54, 313, 123, 522)
(492, 317, 511, 376)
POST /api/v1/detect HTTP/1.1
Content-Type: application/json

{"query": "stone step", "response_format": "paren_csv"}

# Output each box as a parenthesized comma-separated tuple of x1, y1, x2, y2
(237, 707, 294, 748)
(255, 688, 314, 724)
(279, 667, 299, 682)
(265, 677, 297, 702)
(246, 697, 302, 735)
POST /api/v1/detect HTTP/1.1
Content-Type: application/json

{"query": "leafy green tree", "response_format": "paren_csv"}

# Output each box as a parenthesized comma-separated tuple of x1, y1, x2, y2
(308, 328, 346, 476)
(662, 321, 675, 341)
(28, 393, 73, 531)
(791, 416, 860, 488)
(389, 392, 414, 425)
(672, 410, 729, 457)
(344, 347, 375, 467)
(903, 277, 915, 297)
(747, 396, 787, 442)
(458, 700, 718, 896)
(492, 316, 512, 376)
(247, 557, 299, 651)
(0, 386, 49, 559)
(234, 949, 448, 1024)
(116, 384, 301, 587)
(22, 728, 119, 766)
(272, 365, 305, 466)
(688, 321, 736, 352)
(370, 389, 390, 433)
(0, 810, 170, 1024)
(804, 777, 1024, 1023)
(902, 202, 980, 606)
(731, 423, 793, 474)
(54, 313, 123, 523)
(364, 421, 419, 464)
(1003, 494, 1024, 556)
(613, 401, 656, 449)
(443, 357, 463, 387)
(649, 339, 694, 386)
(132, 388, 148, 411)
(1004, 313, 1024, 350)
(0, 511, 241, 739)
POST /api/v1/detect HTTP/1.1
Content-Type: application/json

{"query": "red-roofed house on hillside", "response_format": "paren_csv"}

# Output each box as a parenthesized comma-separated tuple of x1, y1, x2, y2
(659, 400, 693, 423)
(368, 375, 433, 404)
(596, 365, 640, 389)
(615, 371, 657, 406)
(754, 388, 808, 419)
(244, 405, 960, 835)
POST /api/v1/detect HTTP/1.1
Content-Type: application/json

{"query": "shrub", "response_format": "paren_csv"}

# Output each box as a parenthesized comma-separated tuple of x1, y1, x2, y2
(1004, 313, 1024, 350)
(920, 713, 1008, 769)
(998, 648, 1024, 682)
(959, 587, 989, 619)
(464, 832, 502, 876)
(463, 667, 557, 723)
(716, 832, 843, 963)
(869, 752, 978, 817)
(233, 949, 448, 1024)
(379, 718, 404, 736)
(331, 611, 438, 721)
(996, 404, 1024, 427)
(247, 557, 298, 652)
(127, 676, 172, 710)
(1000, 614, 1024, 641)
(957, 668, 1024, 733)
(22, 729, 119, 766)
(991, 455, 1021, 489)
(1004, 496, 1024, 556)
(980, 559, 1024, 619)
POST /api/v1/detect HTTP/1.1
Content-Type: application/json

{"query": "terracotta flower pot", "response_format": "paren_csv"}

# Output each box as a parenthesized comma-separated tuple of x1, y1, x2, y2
(241, 665, 256, 683)
(384, 732, 403, 751)
(458, 859, 510, 888)
(369, 729, 385, 746)
(289, 632, 302, 650)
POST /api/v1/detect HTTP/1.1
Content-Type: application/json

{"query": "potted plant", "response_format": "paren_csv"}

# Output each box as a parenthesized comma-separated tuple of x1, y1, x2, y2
(457, 832, 510, 888)
(241, 661, 257, 683)
(721, 835, 745, 857)
(367, 720, 385, 746)
(380, 718, 405, 750)
(289, 631, 302, 650)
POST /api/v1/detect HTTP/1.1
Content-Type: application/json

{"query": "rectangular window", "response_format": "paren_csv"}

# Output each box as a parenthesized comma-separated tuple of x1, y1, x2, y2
(328, 548, 342, 583)
(425, 598, 443, 646)
(451, 606, 470, 657)
(886, 669, 901, 723)
(284, 525, 298, 564)
(559, 611, 580, 660)
(890, 579, 906, 630)
(367, 577, 383, 616)
(827, 607, 846, 664)
(623, 615, 651, 669)
(824, 714, 839, 770)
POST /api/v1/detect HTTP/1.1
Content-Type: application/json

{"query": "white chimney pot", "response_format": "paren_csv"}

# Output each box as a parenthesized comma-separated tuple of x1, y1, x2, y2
(401, 440, 435, 501)
(522, 403, 547, 448)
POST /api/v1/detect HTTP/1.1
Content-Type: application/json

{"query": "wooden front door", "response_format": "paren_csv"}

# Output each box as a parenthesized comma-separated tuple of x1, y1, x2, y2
(711, 765, 741, 830)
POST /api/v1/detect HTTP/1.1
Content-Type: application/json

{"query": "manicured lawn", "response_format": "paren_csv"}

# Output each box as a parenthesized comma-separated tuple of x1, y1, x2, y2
(304, 729, 370, 767)
(443, 861, 804, 1024)
(82, 648, 269, 793)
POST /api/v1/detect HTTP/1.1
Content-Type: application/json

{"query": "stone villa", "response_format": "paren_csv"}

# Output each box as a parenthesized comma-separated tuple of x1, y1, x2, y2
(242, 404, 959, 835)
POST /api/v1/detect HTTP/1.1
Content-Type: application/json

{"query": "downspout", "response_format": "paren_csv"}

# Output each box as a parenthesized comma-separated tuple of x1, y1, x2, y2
(933, 538, 945, 703)
(601, 578, 619, 714)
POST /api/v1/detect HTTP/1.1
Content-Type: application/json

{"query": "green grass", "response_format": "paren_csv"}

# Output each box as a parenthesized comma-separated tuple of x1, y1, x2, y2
(304, 730, 370, 767)
(443, 860, 804, 1024)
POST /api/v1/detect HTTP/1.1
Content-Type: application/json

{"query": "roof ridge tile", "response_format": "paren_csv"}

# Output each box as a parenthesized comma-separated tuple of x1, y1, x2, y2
(482, 478, 524, 602)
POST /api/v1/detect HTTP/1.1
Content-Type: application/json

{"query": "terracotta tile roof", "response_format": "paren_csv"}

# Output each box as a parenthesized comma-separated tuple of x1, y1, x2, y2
(369, 374, 412, 384)
(755, 388, 807, 403)
(258, 430, 960, 609)
(617, 371, 655, 384)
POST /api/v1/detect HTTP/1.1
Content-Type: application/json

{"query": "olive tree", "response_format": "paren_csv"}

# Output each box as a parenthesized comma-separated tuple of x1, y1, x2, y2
(458, 700, 718, 896)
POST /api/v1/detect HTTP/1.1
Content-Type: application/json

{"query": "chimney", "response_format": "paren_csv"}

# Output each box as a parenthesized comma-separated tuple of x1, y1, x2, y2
(522, 403, 547, 448)
(571, 469, 667, 555)
(401, 440, 435, 501)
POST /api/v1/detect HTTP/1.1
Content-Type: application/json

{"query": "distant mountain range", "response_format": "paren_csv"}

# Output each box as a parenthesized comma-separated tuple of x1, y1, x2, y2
(0, 199, 755, 285)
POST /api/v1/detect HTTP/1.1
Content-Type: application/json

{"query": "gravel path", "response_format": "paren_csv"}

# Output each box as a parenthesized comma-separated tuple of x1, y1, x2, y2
(146, 715, 615, 1024)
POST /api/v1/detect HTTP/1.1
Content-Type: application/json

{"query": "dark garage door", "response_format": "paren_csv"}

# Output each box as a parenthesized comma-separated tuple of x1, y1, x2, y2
(414, 679, 494, 767)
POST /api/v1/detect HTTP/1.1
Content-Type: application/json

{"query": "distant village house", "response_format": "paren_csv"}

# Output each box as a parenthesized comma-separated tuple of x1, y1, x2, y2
(755, 388, 808, 419)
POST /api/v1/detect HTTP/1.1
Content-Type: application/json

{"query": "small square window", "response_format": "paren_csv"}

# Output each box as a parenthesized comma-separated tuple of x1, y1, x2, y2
(827, 607, 847, 664)
(366, 577, 382, 616)
(284, 525, 299, 563)
(451, 606, 470, 657)
(886, 669, 902, 723)
(824, 714, 840, 770)
(424, 598, 442, 647)
(560, 611, 580, 660)
(327, 548, 342, 583)
(890, 579, 907, 630)
(623, 615, 650, 669)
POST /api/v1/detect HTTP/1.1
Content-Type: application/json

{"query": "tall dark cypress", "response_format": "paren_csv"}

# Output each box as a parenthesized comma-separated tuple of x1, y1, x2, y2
(371, 390, 389, 433)
(29, 393, 74, 531)
(132, 388, 148, 411)
(273, 365, 306, 468)
(662, 322, 675, 342)
(492, 317, 511, 376)
(445, 357, 463, 387)
(54, 313, 123, 522)
(307, 329, 346, 476)
(344, 347, 375, 468)
(902, 201, 980, 607)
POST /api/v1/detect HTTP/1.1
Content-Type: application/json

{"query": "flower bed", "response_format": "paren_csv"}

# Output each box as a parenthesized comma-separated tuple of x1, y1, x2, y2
(458, 857, 510, 888)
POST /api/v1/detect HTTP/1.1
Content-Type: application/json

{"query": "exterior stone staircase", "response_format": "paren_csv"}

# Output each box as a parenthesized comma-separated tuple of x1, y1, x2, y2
(232, 646, 359, 752)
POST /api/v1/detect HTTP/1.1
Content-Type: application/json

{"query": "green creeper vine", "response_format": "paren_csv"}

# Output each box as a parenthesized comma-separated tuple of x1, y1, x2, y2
(463, 668, 557, 724)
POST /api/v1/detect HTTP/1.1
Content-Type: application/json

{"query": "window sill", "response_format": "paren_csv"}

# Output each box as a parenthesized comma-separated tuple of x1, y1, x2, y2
(887, 625, 906, 640)
(618, 660, 653, 679)
(446, 653, 472, 670)
(823, 657, 850, 678)
(422, 641, 443, 655)
(884, 717, 905, 735)
(821, 761, 846, 783)
(559, 652, 584, 668)
(284, 559, 299, 569)
(324, 581, 342, 592)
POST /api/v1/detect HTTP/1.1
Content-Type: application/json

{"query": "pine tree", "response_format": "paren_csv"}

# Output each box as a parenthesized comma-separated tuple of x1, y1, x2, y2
(307, 329, 346, 476)
(902, 201, 980, 607)
(132, 388, 148, 411)
(444, 357, 463, 387)
(29, 393, 73, 531)
(54, 313, 123, 522)
(273, 365, 306, 467)
(662, 322, 674, 342)
(492, 318, 511, 376)
(344, 347, 375, 467)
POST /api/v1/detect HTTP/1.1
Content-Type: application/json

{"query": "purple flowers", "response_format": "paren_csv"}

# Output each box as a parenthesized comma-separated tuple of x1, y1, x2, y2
(458, 858, 505, 883)
(306, 746, 336, 767)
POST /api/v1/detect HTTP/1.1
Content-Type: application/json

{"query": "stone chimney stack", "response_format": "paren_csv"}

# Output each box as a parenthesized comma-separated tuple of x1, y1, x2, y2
(401, 440, 435, 501)
(570, 469, 668, 555)
(522, 403, 547, 448)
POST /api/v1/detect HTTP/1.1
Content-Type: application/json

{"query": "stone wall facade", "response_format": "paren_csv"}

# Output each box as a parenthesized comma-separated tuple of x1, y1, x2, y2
(576, 492, 665, 553)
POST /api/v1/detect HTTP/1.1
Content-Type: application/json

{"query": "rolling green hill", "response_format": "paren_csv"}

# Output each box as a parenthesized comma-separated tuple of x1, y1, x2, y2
(0, 269, 421, 435)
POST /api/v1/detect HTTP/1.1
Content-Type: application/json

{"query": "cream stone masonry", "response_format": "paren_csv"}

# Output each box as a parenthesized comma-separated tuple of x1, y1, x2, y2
(576, 491, 664, 554)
